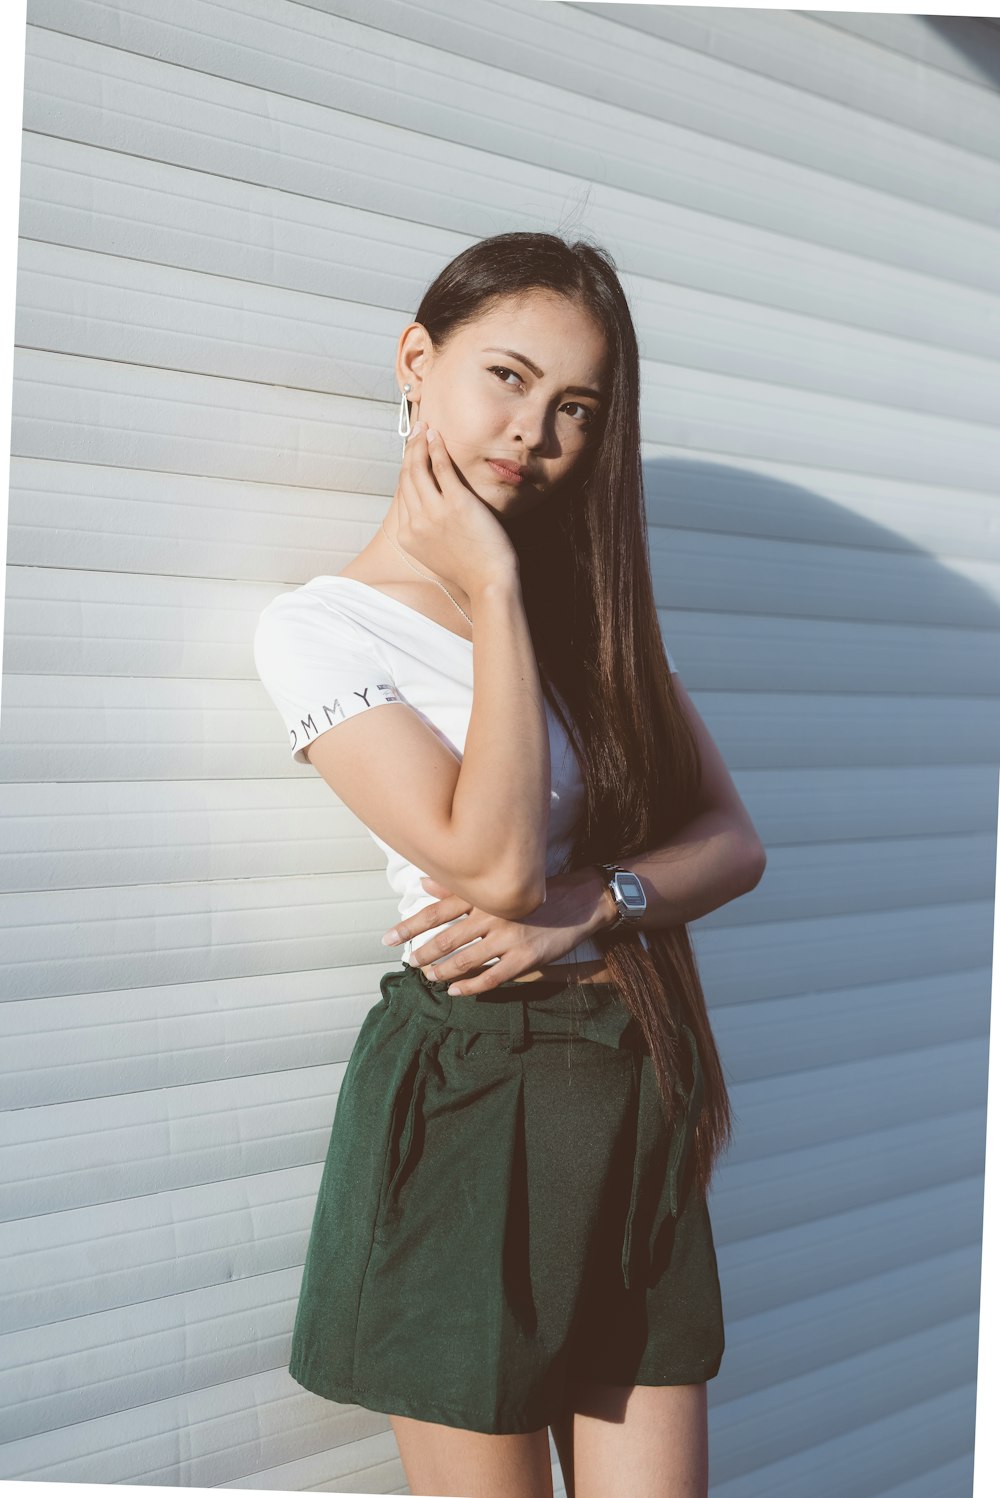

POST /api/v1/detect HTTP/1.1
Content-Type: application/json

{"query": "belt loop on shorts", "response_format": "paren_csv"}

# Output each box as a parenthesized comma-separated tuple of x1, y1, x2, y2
(506, 992, 528, 1054)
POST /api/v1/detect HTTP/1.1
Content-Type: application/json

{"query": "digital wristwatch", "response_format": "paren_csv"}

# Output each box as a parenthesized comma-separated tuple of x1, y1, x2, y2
(596, 862, 647, 930)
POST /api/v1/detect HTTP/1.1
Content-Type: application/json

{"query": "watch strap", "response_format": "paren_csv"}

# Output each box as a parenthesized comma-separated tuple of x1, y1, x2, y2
(597, 862, 629, 929)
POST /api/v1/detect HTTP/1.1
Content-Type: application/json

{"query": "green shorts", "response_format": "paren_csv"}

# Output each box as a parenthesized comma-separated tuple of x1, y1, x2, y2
(288, 961, 725, 1435)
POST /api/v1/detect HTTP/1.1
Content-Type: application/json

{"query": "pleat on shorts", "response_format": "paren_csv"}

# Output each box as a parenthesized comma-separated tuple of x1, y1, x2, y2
(288, 961, 725, 1435)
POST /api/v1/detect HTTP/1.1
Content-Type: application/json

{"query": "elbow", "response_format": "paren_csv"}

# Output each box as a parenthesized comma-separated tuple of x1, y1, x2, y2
(744, 839, 767, 892)
(486, 873, 548, 922)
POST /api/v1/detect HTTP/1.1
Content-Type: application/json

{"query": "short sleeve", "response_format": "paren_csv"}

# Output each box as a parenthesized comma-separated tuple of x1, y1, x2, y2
(253, 590, 405, 764)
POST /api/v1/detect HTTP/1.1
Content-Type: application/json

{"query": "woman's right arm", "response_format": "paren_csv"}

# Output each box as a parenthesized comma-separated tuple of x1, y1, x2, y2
(256, 428, 553, 920)
(302, 566, 550, 922)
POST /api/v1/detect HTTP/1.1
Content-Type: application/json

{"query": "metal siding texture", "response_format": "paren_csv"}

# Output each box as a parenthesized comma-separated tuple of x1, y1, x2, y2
(2, 3, 995, 1494)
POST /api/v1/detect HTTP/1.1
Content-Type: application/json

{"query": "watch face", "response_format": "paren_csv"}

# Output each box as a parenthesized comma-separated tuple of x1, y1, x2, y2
(615, 872, 645, 910)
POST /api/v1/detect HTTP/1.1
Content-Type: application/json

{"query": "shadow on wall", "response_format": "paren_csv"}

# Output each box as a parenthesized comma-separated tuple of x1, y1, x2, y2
(635, 449, 995, 1448)
(923, 15, 1000, 82)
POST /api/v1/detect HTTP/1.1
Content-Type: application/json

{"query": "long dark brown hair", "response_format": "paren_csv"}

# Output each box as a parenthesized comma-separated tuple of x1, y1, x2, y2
(409, 231, 733, 1197)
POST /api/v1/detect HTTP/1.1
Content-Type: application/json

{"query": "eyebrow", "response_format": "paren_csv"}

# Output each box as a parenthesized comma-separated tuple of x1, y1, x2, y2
(483, 348, 603, 401)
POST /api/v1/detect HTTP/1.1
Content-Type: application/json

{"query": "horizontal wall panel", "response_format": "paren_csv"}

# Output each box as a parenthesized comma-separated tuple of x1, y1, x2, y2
(11, 350, 399, 489)
(0, 779, 368, 892)
(0, 1163, 983, 1368)
(12, 453, 1000, 571)
(0, 1162, 323, 1332)
(705, 765, 996, 843)
(15, 126, 459, 323)
(0, 870, 403, 1000)
(4, 562, 1000, 686)
(700, 903, 993, 1007)
(1, 877, 993, 1005)
(30, 0, 1000, 246)
(715, 1178, 983, 1324)
(20, 126, 1000, 368)
(2, 965, 385, 1108)
(3, 678, 1000, 786)
(13, 346, 1000, 497)
(709, 1379, 976, 1497)
(0, 1237, 981, 1450)
(644, 467, 1000, 568)
(23, 21, 1000, 310)
(712, 1110, 985, 1253)
(649, 532, 1000, 629)
(576, 4, 1000, 152)
(0, 1030, 982, 1216)
(2, 827, 999, 982)
(0, 765, 993, 896)
(711, 1253, 980, 1440)
(1, 1265, 303, 1444)
(1, 1058, 352, 1220)
(723, 968, 990, 1085)
(5, 1050, 984, 1228)
(729, 1039, 987, 1165)
(0, 1361, 393, 1485)
(1, 956, 990, 1112)
(17, 234, 1000, 428)
(6, 455, 389, 579)
(812, 10, 1000, 90)
(14, 239, 396, 399)
(640, 362, 1000, 493)
(222, 1428, 406, 1494)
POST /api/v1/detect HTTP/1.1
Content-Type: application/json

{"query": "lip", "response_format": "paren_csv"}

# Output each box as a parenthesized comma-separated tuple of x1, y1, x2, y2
(486, 459, 529, 484)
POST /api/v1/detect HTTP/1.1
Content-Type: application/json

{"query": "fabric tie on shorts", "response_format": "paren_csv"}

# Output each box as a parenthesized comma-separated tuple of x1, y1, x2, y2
(382, 964, 701, 1292)
(619, 1023, 702, 1291)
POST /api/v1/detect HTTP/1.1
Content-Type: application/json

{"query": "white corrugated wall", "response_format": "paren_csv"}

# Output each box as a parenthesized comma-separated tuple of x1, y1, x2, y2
(2, 3, 997, 1492)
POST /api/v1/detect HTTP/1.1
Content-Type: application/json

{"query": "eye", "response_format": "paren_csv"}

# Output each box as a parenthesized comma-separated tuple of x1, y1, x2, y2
(488, 366, 595, 426)
(488, 364, 523, 388)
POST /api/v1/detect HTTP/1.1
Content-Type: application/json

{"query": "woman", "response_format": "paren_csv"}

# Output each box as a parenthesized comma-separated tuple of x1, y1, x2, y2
(254, 232, 766, 1498)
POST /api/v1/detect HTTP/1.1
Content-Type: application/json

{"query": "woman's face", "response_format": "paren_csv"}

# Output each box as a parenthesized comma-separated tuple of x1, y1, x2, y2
(397, 290, 609, 518)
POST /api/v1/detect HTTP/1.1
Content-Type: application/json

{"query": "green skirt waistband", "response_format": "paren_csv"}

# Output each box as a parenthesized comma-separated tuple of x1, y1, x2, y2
(384, 960, 638, 1053)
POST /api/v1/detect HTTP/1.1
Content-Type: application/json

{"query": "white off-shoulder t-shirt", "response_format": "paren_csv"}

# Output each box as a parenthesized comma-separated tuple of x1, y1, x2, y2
(253, 575, 677, 969)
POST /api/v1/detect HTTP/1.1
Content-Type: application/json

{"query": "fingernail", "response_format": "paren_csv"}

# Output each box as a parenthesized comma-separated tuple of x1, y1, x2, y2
(426, 427, 436, 442)
(447, 984, 462, 996)
(411, 420, 423, 435)
(381, 929, 400, 946)
(424, 965, 438, 979)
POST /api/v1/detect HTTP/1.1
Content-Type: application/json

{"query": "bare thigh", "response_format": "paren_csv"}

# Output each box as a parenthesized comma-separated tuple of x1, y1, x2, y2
(550, 1381, 709, 1498)
(390, 1413, 555, 1498)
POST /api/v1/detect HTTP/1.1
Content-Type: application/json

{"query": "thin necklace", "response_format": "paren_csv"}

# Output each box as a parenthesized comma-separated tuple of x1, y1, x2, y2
(380, 519, 474, 630)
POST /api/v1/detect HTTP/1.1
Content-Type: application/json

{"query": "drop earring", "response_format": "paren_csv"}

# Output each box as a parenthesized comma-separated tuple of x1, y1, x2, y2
(397, 382, 412, 456)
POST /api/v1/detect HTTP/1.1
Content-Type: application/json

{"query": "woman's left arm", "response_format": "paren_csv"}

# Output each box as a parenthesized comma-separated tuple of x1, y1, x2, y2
(383, 676, 767, 989)
(606, 674, 767, 934)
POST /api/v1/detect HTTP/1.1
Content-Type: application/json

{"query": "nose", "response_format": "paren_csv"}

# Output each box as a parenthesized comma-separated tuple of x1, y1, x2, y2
(506, 402, 551, 454)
